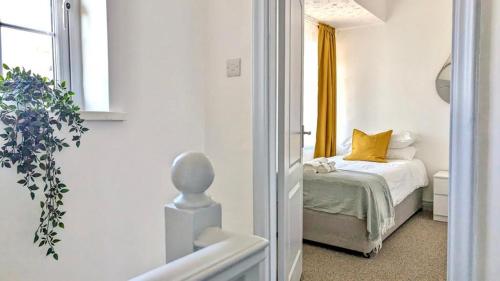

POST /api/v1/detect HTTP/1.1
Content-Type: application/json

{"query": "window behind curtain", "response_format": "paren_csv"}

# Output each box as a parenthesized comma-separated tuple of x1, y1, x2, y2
(303, 20, 319, 161)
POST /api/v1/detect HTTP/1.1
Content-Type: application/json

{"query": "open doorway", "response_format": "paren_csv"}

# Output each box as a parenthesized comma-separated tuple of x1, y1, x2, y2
(253, 0, 482, 280)
(300, 1, 451, 280)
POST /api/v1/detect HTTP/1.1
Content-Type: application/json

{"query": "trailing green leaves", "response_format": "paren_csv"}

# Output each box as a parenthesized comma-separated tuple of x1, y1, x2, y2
(0, 65, 88, 260)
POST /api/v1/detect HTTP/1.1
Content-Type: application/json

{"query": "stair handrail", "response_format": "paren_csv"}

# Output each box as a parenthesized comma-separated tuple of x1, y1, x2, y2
(129, 152, 268, 281)
(130, 227, 268, 281)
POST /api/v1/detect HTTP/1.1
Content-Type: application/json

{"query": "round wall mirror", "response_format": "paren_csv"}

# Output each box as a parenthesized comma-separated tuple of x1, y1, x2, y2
(436, 57, 451, 103)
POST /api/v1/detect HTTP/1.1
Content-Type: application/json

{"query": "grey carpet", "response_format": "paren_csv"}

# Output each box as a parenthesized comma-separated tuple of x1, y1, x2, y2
(302, 211, 447, 281)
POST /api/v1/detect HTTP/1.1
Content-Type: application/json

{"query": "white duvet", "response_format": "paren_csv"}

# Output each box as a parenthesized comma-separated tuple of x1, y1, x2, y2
(330, 156, 429, 205)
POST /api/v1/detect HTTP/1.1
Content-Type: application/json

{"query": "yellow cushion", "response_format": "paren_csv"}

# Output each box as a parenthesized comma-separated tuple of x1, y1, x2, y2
(344, 129, 393, 163)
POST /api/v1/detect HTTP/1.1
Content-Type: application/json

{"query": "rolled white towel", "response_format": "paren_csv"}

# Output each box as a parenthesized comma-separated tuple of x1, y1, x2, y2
(316, 162, 336, 173)
(319, 157, 336, 164)
(303, 165, 318, 173)
(304, 157, 336, 173)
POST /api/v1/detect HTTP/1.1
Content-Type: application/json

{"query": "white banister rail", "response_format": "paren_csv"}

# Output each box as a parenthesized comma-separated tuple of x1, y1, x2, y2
(130, 229, 268, 281)
(130, 152, 269, 281)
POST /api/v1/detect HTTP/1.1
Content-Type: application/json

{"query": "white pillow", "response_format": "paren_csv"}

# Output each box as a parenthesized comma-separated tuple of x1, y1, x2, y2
(386, 146, 417, 160)
(337, 136, 353, 155)
(389, 131, 417, 149)
(337, 131, 417, 155)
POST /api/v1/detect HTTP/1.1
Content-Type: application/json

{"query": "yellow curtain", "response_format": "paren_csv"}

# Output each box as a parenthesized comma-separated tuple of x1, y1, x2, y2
(314, 24, 337, 158)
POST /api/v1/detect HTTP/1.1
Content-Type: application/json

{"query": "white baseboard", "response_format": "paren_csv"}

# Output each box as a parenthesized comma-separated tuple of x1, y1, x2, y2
(433, 214, 448, 222)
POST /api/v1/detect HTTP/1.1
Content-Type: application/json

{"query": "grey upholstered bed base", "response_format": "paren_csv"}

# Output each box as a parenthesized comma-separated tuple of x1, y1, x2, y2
(303, 188, 423, 255)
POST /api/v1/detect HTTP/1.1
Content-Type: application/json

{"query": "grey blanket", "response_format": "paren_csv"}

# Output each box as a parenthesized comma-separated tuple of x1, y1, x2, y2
(303, 170, 395, 248)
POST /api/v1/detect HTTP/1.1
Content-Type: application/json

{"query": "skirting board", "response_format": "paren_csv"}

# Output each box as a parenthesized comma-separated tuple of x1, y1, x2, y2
(434, 214, 448, 222)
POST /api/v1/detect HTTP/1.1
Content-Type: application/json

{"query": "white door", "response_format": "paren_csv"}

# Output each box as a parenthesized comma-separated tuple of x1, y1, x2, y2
(277, 0, 304, 280)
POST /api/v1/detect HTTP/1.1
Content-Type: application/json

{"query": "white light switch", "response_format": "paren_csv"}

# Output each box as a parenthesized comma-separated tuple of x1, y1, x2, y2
(226, 58, 241, 77)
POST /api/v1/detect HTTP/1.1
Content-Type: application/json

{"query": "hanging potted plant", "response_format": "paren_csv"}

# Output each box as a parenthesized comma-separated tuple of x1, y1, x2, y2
(0, 65, 88, 260)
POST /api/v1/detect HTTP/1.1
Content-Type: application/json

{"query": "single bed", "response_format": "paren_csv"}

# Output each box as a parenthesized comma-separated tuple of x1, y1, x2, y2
(303, 156, 429, 256)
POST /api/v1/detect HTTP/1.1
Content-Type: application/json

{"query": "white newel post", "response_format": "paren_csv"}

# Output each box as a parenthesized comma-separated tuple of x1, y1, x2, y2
(165, 152, 222, 263)
(131, 152, 268, 280)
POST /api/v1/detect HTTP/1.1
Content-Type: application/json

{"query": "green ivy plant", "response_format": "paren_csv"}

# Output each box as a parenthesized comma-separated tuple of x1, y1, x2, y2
(0, 65, 88, 260)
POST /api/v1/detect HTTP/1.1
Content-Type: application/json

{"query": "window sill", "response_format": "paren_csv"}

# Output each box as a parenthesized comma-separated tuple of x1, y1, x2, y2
(79, 111, 127, 121)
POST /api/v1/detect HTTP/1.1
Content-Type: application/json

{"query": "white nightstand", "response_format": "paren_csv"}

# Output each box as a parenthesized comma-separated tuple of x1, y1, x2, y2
(433, 171, 449, 222)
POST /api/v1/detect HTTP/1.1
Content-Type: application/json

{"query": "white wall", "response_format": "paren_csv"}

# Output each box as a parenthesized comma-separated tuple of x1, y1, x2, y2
(0, 0, 208, 280)
(0, 0, 256, 279)
(335, 0, 452, 201)
(204, 0, 254, 235)
(476, 0, 500, 279)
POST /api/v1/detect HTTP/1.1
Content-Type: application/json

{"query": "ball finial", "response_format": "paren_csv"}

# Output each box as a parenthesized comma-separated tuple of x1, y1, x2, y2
(171, 152, 215, 209)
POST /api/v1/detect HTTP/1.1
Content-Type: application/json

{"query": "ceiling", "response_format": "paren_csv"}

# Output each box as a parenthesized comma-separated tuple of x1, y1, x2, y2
(305, 0, 384, 29)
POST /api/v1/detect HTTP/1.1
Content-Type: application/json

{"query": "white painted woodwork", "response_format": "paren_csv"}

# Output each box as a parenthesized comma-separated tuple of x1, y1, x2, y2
(130, 230, 268, 281)
(194, 227, 233, 249)
(277, 0, 304, 280)
(78, 111, 127, 121)
(171, 152, 215, 209)
(433, 195, 448, 222)
(164, 203, 222, 263)
(434, 171, 449, 195)
(433, 171, 449, 222)
(165, 152, 221, 262)
(448, 0, 481, 279)
(476, 0, 500, 278)
(252, 0, 278, 279)
(153, 151, 268, 281)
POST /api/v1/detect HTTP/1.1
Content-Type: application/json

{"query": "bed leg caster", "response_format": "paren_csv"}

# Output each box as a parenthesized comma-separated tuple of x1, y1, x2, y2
(362, 251, 377, 259)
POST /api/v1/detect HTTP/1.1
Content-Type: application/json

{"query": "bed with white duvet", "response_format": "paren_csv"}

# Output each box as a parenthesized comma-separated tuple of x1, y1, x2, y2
(303, 141, 429, 257)
(330, 155, 429, 206)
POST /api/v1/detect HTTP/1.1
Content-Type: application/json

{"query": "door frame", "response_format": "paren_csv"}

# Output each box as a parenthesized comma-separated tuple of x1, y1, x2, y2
(252, 0, 481, 280)
(252, 0, 277, 280)
(448, 0, 481, 280)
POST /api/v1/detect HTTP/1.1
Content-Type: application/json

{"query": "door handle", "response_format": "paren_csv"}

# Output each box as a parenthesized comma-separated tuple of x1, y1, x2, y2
(301, 125, 311, 135)
(301, 126, 311, 149)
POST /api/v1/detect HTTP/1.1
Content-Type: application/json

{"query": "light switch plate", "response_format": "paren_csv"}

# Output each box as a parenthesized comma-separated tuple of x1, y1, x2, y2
(226, 58, 241, 77)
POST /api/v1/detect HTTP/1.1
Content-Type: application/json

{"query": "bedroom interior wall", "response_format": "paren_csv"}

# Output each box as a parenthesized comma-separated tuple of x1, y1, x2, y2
(0, 0, 209, 280)
(335, 0, 452, 202)
(203, 0, 254, 235)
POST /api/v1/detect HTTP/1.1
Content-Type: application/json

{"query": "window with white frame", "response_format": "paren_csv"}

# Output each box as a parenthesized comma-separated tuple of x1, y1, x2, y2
(0, 0, 84, 105)
(0, 0, 110, 112)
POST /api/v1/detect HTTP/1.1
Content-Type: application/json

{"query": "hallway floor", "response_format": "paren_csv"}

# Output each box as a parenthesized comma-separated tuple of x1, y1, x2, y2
(301, 211, 447, 281)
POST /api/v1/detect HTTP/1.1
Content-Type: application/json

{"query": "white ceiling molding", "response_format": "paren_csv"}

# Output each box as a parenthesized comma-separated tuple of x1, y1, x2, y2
(305, 0, 387, 29)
